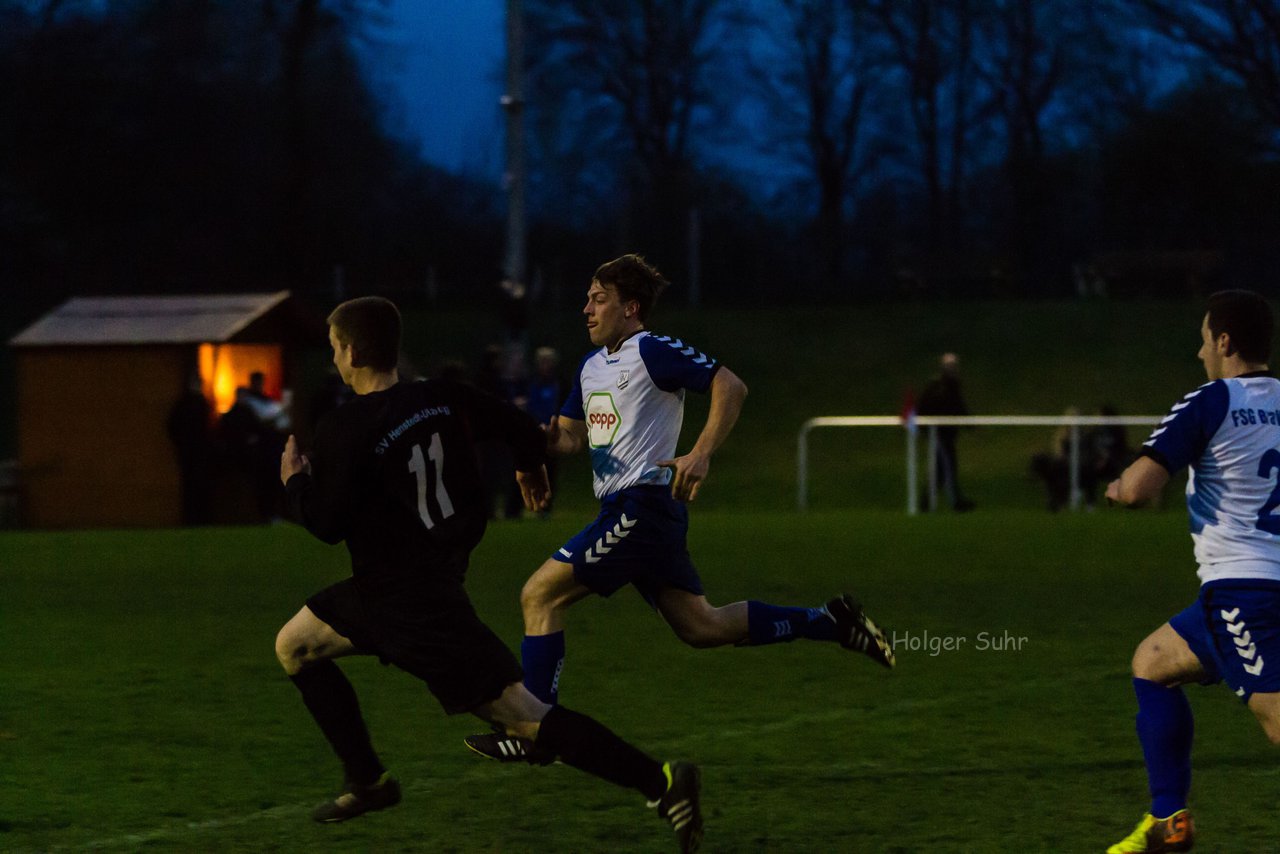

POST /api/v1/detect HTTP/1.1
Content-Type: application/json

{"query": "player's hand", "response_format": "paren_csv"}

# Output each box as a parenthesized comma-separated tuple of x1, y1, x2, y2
(280, 434, 311, 485)
(657, 451, 710, 503)
(517, 466, 551, 512)
(1105, 477, 1122, 505)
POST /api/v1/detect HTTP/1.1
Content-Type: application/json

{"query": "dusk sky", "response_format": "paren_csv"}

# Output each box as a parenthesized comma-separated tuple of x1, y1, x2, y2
(368, 0, 507, 181)
(364, 0, 796, 198)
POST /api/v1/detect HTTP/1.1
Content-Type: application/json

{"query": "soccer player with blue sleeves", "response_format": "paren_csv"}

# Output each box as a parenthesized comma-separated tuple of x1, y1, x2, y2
(1106, 290, 1280, 854)
(465, 254, 894, 764)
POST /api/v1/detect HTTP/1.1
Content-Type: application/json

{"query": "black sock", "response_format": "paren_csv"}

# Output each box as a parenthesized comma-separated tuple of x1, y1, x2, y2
(534, 705, 668, 801)
(289, 660, 385, 786)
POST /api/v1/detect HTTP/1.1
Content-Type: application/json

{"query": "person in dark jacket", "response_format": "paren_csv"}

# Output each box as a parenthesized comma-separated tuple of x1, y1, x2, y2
(917, 352, 974, 511)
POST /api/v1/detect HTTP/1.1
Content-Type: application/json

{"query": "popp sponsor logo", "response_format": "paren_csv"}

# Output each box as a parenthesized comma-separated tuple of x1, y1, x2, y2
(588, 411, 619, 430)
(586, 392, 622, 447)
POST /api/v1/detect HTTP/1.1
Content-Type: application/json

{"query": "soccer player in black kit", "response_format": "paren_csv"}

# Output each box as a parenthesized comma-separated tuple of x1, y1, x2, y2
(274, 297, 703, 852)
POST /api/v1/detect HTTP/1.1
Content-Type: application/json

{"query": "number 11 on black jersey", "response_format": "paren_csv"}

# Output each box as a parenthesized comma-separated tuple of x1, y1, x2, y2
(409, 434, 455, 529)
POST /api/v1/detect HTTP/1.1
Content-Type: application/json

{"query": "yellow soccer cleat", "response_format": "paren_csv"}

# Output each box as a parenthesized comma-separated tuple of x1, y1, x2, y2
(1106, 809, 1194, 853)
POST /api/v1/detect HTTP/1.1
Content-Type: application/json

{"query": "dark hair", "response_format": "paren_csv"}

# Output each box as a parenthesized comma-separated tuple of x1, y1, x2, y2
(1207, 289, 1273, 363)
(593, 254, 669, 321)
(327, 296, 401, 372)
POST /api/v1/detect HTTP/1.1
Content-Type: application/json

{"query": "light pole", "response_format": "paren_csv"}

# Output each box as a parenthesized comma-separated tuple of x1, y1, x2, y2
(502, 0, 526, 288)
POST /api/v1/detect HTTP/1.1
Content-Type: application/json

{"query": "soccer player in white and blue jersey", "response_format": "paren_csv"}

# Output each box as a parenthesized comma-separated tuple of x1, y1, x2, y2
(1106, 290, 1280, 854)
(465, 254, 894, 765)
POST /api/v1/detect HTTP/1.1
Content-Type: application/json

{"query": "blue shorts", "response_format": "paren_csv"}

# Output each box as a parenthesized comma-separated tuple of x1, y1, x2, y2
(1169, 579, 1280, 701)
(553, 485, 704, 606)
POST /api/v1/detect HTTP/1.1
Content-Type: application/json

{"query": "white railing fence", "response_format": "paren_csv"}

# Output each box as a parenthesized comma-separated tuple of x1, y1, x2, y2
(796, 415, 1163, 514)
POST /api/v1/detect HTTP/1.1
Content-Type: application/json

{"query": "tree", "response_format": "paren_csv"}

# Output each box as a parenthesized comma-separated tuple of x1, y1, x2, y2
(868, 0, 985, 261)
(524, 0, 727, 272)
(972, 0, 1069, 286)
(0, 0, 501, 306)
(1137, 0, 1280, 136)
(1097, 79, 1279, 285)
(747, 0, 891, 287)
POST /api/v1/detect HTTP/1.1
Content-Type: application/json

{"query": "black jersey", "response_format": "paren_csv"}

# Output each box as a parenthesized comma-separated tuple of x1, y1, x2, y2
(286, 379, 544, 598)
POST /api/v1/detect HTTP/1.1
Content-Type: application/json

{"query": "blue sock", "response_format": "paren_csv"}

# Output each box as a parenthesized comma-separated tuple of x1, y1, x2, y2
(1133, 677, 1194, 818)
(521, 631, 565, 704)
(746, 601, 837, 645)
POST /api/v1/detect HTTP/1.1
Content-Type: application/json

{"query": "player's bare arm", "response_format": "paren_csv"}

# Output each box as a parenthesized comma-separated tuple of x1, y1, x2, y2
(658, 367, 748, 503)
(548, 415, 587, 456)
(1105, 454, 1169, 506)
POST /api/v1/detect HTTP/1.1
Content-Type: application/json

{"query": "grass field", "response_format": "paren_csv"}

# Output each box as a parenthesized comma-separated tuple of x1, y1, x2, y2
(3, 509, 1275, 853)
(2, 297, 1266, 851)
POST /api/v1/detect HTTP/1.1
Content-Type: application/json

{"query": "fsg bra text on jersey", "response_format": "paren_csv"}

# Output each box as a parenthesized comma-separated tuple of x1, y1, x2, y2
(1230, 407, 1280, 428)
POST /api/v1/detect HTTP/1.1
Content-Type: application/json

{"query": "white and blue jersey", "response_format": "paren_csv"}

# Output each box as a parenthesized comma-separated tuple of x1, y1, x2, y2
(561, 331, 720, 499)
(1142, 372, 1280, 584)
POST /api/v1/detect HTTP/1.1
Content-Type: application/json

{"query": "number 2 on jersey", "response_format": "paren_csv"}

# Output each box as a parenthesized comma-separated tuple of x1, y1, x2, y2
(1256, 448, 1280, 534)
(409, 434, 455, 529)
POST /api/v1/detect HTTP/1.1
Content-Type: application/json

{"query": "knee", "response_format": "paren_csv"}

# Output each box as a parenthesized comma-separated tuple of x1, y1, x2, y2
(1254, 707, 1280, 745)
(1131, 639, 1174, 683)
(1129, 645, 1151, 680)
(1130, 647, 1163, 683)
(274, 626, 305, 674)
(520, 573, 557, 620)
(520, 576, 546, 617)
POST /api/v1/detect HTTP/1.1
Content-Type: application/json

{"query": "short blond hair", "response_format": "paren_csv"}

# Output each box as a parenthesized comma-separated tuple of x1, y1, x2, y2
(327, 297, 401, 371)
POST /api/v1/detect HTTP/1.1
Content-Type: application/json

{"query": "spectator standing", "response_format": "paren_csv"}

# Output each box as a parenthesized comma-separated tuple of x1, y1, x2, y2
(220, 372, 290, 522)
(523, 346, 564, 516)
(917, 352, 975, 511)
(1030, 407, 1078, 512)
(167, 371, 215, 525)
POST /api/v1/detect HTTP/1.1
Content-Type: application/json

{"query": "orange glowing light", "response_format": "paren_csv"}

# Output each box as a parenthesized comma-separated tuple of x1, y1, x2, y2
(198, 343, 284, 413)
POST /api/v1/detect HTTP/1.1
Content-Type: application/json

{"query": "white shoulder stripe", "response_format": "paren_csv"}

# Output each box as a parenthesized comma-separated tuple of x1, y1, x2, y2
(657, 335, 715, 366)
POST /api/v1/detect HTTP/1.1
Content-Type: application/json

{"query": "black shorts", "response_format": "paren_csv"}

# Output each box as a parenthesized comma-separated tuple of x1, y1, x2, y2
(306, 577, 522, 715)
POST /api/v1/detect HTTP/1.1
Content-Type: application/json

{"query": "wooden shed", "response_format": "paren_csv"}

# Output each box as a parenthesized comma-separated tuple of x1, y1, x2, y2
(9, 292, 323, 528)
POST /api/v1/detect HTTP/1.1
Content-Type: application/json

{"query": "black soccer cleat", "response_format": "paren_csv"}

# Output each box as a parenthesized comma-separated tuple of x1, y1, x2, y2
(653, 761, 703, 854)
(826, 593, 895, 668)
(463, 731, 557, 765)
(310, 772, 402, 823)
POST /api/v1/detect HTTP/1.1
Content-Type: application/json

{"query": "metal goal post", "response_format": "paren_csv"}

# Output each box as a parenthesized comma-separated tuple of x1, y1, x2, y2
(795, 414, 1163, 514)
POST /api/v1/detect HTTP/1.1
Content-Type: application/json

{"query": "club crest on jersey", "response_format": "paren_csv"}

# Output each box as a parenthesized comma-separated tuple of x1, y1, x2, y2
(616, 370, 630, 389)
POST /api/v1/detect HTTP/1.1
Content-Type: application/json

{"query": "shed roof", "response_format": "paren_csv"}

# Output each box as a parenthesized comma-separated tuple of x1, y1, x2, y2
(9, 292, 294, 346)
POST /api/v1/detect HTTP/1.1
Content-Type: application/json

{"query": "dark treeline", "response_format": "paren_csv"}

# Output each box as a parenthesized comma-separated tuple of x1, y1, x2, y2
(1, 0, 503, 325)
(5, 0, 1280, 320)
